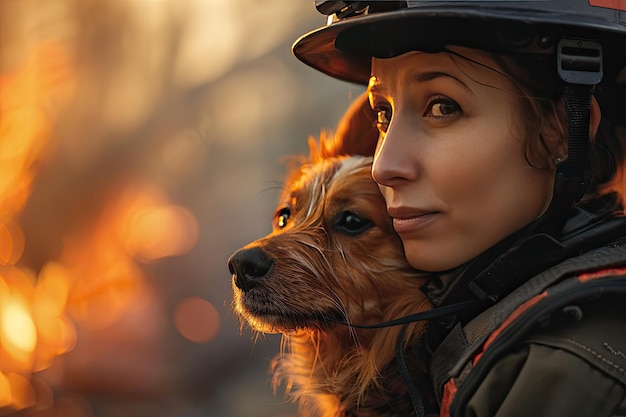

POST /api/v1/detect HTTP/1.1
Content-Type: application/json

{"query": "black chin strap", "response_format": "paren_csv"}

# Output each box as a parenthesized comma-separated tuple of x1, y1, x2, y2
(534, 82, 594, 236)
(560, 83, 594, 193)
(535, 38, 603, 236)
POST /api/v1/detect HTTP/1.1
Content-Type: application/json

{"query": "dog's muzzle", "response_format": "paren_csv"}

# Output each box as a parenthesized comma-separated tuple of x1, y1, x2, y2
(228, 247, 274, 292)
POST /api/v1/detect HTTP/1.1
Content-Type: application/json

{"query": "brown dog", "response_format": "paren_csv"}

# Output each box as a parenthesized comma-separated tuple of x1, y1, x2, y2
(228, 133, 433, 417)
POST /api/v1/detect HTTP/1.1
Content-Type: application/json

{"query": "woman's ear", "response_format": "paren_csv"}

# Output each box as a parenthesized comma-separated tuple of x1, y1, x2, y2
(590, 95, 601, 140)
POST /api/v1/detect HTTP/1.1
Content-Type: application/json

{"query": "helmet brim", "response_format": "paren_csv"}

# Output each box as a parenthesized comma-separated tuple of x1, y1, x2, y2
(292, 5, 626, 85)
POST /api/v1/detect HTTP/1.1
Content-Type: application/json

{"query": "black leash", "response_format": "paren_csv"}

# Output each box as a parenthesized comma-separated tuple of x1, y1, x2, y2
(328, 299, 482, 329)
(397, 322, 425, 417)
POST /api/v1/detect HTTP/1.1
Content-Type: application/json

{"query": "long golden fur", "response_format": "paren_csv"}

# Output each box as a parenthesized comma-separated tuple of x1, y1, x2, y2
(228, 132, 433, 417)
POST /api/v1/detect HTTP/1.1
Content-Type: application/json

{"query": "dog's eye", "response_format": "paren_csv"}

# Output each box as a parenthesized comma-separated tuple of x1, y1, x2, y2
(275, 207, 291, 229)
(335, 211, 372, 235)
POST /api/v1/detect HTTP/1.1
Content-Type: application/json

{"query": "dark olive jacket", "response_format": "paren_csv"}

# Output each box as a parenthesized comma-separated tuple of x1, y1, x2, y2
(433, 243, 626, 417)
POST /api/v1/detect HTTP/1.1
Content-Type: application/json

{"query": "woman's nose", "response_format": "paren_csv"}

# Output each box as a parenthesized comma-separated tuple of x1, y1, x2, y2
(371, 118, 418, 187)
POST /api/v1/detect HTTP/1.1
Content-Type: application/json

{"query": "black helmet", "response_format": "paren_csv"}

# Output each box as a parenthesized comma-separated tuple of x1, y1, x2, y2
(293, 0, 626, 86)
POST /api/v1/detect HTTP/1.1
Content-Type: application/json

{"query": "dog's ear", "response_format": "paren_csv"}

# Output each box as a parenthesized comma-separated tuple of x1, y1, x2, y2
(333, 92, 379, 157)
(306, 92, 379, 161)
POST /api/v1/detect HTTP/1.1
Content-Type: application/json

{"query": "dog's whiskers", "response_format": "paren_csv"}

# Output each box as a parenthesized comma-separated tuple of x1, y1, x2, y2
(261, 181, 290, 195)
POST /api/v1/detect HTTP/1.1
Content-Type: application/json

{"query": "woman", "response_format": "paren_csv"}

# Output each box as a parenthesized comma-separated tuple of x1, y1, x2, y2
(292, 1, 626, 416)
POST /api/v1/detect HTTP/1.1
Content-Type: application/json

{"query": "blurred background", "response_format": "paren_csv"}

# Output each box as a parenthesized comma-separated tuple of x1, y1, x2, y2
(0, 1, 365, 416)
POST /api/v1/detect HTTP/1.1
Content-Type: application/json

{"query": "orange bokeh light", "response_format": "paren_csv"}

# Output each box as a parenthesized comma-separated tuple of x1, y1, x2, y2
(124, 204, 199, 261)
(0, 219, 25, 266)
(174, 297, 221, 343)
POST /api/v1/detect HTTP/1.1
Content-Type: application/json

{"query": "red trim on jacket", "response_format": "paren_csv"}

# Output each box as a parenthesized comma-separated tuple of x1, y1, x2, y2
(578, 267, 626, 282)
(440, 377, 457, 417)
(472, 292, 548, 365)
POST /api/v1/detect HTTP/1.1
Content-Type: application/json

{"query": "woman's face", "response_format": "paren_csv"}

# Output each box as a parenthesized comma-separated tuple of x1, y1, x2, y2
(369, 48, 556, 272)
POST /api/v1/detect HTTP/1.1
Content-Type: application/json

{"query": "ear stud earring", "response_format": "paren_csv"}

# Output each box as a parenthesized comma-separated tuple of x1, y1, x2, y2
(552, 155, 568, 167)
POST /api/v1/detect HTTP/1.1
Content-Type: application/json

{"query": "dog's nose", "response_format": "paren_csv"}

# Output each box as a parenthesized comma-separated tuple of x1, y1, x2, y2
(227, 247, 273, 292)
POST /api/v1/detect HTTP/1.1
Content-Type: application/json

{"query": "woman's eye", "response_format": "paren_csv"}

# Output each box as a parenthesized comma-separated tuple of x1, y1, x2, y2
(375, 105, 392, 133)
(424, 96, 460, 118)
(275, 207, 291, 229)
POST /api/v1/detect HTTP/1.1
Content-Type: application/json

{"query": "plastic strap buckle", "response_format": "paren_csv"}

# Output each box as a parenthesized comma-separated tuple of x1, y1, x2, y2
(557, 38, 603, 85)
(315, 1, 368, 19)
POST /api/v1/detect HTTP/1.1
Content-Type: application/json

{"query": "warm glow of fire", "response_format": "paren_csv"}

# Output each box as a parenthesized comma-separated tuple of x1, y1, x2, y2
(0, 41, 77, 412)
(0, 219, 25, 265)
(0, 42, 73, 217)
(1, 297, 37, 358)
(61, 183, 199, 330)
(0, 263, 78, 411)
(0, 39, 199, 413)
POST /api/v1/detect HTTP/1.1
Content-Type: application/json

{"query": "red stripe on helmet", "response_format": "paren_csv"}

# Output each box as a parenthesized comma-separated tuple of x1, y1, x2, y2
(589, 0, 626, 12)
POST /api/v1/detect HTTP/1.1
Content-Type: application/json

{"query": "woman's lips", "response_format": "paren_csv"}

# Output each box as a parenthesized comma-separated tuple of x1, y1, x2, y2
(388, 208, 439, 234)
